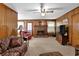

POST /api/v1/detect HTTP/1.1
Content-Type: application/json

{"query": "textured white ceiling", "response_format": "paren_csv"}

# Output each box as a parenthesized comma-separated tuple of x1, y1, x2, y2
(5, 3, 79, 20)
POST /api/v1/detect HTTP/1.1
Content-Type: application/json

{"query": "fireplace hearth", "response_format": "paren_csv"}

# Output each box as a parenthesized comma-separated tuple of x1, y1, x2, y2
(37, 30, 45, 36)
(35, 25, 47, 37)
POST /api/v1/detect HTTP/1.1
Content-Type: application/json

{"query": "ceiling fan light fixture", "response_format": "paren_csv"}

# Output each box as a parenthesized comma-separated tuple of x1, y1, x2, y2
(41, 12, 46, 16)
(41, 9, 46, 16)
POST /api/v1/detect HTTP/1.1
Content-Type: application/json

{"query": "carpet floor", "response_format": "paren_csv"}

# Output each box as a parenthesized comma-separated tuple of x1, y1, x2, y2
(25, 37, 75, 56)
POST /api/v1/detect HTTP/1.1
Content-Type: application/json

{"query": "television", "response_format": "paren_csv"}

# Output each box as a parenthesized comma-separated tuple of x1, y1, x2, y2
(59, 25, 66, 35)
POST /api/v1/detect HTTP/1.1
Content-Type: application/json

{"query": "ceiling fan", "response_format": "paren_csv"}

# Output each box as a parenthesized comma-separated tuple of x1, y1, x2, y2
(25, 3, 63, 16)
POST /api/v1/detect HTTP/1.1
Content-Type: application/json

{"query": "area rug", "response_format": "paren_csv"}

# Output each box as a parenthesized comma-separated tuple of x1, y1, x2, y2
(39, 52, 63, 56)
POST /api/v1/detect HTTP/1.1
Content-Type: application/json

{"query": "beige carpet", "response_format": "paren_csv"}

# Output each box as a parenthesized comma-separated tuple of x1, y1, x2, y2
(25, 37, 75, 56)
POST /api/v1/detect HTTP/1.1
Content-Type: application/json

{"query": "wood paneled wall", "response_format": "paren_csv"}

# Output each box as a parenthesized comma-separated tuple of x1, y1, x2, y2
(56, 7, 79, 46)
(0, 3, 17, 39)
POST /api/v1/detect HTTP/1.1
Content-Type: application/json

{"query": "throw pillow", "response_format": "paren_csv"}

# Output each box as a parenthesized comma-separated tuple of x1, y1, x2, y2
(9, 37, 22, 48)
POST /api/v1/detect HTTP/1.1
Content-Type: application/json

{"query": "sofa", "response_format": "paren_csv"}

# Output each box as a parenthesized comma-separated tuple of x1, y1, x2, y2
(0, 36, 27, 56)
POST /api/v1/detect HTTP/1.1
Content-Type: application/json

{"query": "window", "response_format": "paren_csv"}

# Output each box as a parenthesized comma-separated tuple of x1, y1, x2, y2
(18, 21, 24, 30)
(17, 21, 24, 36)
(27, 23, 32, 32)
(47, 21, 55, 33)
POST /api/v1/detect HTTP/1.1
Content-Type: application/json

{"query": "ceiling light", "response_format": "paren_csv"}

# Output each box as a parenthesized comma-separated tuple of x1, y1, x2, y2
(41, 12, 46, 16)
(41, 9, 46, 16)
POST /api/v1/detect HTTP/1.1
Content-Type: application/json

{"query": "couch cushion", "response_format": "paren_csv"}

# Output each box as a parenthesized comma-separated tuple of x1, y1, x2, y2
(0, 48, 2, 54)
(9, 36, 22, 48)
(0, 38, 10, 52)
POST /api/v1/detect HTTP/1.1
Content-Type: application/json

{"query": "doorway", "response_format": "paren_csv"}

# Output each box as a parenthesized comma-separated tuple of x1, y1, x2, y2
(27, 22, 33, 35)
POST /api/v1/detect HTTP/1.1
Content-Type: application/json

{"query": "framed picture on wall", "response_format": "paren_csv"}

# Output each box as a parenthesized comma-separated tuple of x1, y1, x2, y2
(63, 18, 68, 25)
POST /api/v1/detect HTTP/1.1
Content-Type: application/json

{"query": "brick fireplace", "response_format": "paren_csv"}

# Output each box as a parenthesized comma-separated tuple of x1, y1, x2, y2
(37, 26, 47, 35)
(35, 25, 47, 37)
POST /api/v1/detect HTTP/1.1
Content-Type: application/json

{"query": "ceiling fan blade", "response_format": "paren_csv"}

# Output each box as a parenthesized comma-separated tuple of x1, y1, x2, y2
(25, 9, 38, 12)
(32, 11, 40, 13)
(46, 11, 53, 13)
(48, 8, 63, 10)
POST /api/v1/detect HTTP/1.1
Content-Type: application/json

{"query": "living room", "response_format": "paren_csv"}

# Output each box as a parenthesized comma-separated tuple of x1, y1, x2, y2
(0, 3, 79, 56)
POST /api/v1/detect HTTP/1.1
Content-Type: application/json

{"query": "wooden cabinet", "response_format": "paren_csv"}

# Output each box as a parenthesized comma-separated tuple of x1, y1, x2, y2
(56, 33, 62, 43)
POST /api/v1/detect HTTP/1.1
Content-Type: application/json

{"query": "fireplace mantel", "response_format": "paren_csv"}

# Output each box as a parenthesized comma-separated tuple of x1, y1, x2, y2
(35, 25, 47, 31)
